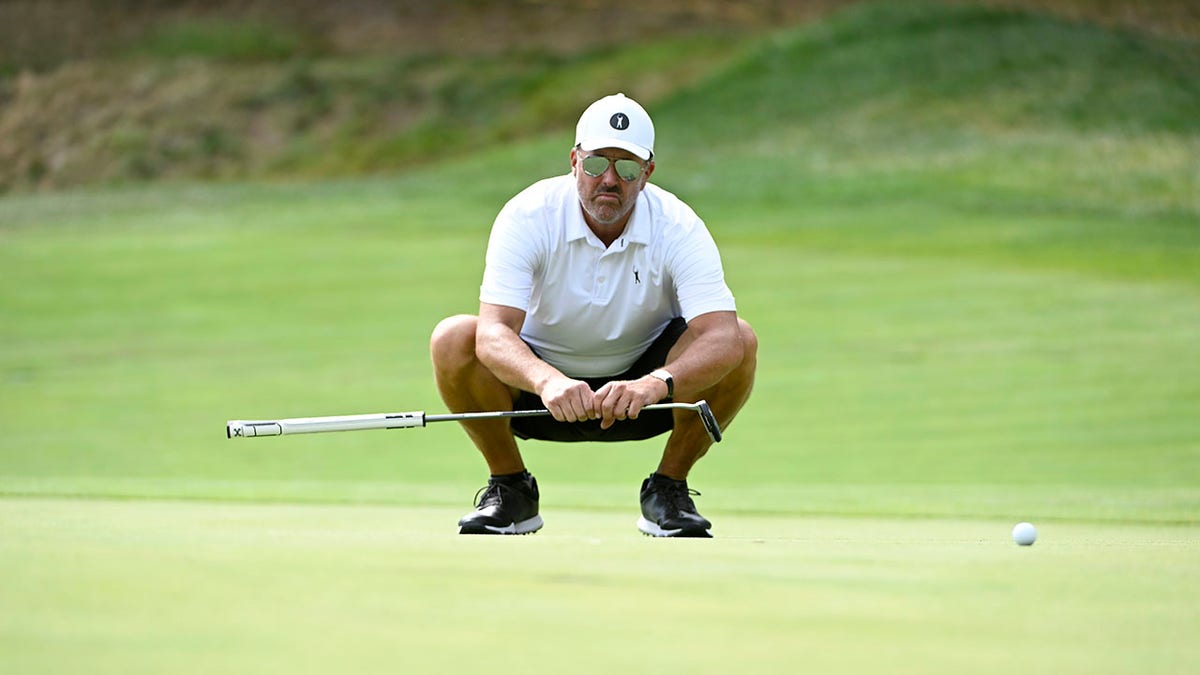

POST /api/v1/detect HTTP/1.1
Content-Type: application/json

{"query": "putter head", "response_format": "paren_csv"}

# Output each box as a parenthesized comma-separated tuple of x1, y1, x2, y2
(696, 400, 723, 443)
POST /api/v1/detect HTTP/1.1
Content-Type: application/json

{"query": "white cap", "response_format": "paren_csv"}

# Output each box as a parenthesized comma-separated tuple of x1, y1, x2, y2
(574, 93, 655, 160)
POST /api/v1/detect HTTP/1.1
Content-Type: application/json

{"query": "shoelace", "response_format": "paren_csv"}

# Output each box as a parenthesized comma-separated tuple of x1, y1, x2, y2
(473, 482, 507, 509)
(659, 480, 702, 514)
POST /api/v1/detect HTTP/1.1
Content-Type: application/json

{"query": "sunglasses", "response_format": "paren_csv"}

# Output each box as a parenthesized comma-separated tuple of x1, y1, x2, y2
(580, 155, 646, 181)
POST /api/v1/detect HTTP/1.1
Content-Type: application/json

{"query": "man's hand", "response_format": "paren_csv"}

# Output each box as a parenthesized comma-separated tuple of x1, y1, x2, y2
(593, 375, 670, 430)
(539, 377, 597, 423)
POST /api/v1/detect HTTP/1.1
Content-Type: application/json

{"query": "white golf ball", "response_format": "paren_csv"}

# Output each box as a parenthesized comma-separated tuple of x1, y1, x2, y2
(1012, 522, 1037, 546)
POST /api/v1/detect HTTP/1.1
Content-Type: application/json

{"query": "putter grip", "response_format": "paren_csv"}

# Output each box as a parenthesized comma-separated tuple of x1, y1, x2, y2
(227, 420, 282, 438)
(227, 412, 426, 438)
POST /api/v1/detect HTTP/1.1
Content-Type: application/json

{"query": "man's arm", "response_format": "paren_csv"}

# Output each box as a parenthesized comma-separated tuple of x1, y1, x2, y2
(475, 302, 597, 423)
(659, 310, 745, 395)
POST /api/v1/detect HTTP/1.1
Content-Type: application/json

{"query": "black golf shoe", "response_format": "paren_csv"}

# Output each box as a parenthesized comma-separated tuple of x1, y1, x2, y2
(637, 473, 712, 538)
(458, 472, 543, 535)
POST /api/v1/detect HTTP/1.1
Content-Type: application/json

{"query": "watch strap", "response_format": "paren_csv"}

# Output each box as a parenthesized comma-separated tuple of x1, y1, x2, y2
(648, 369, 674, 401)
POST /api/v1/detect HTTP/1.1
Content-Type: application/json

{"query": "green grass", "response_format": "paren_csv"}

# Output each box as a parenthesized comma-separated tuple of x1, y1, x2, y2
(1, 2, 1198, 672)
(2, 499, 1197, 675)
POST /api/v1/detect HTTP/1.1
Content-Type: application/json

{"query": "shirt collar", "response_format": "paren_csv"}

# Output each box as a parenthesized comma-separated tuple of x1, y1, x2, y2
(621, 195, 651, 246)
(566, 199, 592, 242)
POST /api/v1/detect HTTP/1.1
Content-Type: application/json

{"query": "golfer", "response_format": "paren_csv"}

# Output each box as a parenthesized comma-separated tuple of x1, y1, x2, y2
(430, 93, 757, 537)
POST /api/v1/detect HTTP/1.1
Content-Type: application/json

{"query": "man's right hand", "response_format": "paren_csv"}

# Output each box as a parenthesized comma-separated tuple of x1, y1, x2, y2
(539, 377, 597, 423)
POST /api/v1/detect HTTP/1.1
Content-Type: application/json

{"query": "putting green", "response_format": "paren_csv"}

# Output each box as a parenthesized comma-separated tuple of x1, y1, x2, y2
(2, 498, 1195, 674)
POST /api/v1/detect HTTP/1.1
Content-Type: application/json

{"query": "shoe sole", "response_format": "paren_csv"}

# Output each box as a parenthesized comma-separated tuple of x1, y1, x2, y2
(637, 516, 712, 538)
(458, 514, 544, 535)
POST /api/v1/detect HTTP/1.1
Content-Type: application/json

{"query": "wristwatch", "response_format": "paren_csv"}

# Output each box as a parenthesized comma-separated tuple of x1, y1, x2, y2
(648, 369, 674, 402)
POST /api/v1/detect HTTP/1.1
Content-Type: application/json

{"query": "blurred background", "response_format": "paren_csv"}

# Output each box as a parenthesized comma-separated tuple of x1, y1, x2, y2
(3, 0, 1198, 192)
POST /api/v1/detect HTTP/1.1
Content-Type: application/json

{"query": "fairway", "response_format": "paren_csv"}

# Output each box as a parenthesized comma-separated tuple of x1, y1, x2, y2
(2, 2, 1199, 674)
(3, 498, 1197, 674)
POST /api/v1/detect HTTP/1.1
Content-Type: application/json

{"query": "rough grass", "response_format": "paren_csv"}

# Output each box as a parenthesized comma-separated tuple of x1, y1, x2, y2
(0, 37, 738, 190)
(3, 2, 1198, 191)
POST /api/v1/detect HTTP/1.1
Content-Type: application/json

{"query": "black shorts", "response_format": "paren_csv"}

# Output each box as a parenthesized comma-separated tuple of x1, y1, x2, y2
(511, 317, 687, 443)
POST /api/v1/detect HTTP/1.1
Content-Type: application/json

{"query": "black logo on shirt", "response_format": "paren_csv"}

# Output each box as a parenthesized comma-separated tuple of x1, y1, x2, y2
(610, 113, 629, 130)
(633, 268, 641, 284)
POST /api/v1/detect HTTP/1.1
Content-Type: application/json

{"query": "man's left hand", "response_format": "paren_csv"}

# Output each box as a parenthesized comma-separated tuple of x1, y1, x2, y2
(593, 375, 670, 430)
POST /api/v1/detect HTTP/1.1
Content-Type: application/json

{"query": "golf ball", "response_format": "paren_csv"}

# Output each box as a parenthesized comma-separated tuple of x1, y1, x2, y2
(1012, 522, 1037, 546)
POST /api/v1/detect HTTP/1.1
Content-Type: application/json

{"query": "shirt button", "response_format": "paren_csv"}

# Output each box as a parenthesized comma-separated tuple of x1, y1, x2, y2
(598, 276, 606, 283)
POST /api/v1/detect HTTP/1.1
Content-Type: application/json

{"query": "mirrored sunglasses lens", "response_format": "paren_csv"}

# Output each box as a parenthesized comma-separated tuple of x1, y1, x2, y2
(614, 160, 642, 181)
(581, 156, 610, 177)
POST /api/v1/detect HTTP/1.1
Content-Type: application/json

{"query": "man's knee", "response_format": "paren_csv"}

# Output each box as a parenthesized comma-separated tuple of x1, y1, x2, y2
(430, 314, 478, 368)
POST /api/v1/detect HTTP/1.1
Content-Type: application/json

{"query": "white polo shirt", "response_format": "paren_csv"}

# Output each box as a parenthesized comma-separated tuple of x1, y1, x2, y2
(480, 174, 736, 377)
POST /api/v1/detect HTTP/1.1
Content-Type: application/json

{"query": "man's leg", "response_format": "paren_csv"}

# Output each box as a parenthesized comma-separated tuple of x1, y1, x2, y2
(429, 314, 525, 475)
(430, 315, 541, 535)
(657, 318, 758, 479)
(638, 318, 757, 538)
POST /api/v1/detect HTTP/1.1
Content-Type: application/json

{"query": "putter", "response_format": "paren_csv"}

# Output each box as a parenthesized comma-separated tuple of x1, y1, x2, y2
(227, 400, 722, 443)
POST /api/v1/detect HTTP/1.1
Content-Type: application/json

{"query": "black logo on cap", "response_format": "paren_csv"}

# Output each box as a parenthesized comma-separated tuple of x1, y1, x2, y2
(610, 113, 629, 131)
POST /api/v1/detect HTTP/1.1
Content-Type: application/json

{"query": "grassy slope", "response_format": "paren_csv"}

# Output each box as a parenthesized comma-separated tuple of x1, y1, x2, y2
(2, 2, 1198, 519)
(0, 34, 743, 190)
(659, 3, 1200, 276)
